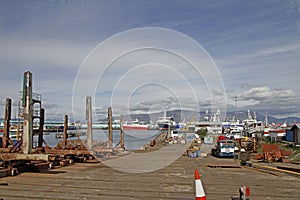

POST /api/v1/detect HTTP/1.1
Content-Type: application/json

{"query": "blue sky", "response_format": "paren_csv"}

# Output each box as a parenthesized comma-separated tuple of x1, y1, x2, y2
(0, 0, 299, 121)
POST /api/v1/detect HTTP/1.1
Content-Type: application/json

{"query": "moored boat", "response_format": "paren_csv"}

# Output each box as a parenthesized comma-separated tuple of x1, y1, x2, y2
(156, 111, 178, 130)
(264, 123, 287, 137)
(123, 119, 149, 130)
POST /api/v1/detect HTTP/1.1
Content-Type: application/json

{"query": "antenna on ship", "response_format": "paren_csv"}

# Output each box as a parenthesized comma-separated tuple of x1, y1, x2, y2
(247, 110, 252, 120)
(204, 110, 209, 121)
(163, 109, 167, 120)
(265, 112, 269, 126)
(234, 96, 238, 120)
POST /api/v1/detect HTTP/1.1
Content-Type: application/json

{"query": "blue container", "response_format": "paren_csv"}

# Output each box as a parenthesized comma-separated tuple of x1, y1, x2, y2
(195, 150, 201, 157)
(286, 130, 294, 142)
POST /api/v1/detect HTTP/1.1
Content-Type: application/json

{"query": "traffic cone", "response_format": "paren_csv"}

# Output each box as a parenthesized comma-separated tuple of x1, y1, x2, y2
(195, 168, 206, 200)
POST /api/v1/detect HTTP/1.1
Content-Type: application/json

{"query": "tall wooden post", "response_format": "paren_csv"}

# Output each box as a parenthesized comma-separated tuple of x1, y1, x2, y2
(108, 107, 113, 148)
(63, 115, 68, 148)
(23, 71, 33, 154)
(2, 98, 11, 148)
(120, 115, 125, 150)
(86, 96, 93, 151)
(167, 121, 171, 139)
(38, 108, 44, 147)
(16, 99, 21, 140)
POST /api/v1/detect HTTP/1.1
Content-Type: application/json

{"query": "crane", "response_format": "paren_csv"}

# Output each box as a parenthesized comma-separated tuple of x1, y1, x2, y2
(181, 116, 196, 131)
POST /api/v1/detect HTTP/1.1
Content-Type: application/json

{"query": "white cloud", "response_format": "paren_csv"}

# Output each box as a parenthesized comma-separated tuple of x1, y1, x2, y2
(1, 1, 299, 120)
(220, 42, 300, 69)
(239, 86, 296, 102)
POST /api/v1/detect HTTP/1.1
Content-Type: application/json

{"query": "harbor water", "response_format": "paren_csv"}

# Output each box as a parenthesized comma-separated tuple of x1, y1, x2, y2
(37, 129, 160, 150)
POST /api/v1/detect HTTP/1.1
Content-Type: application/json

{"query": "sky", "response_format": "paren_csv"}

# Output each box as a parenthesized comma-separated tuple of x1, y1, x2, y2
(0, 0, 299, 121)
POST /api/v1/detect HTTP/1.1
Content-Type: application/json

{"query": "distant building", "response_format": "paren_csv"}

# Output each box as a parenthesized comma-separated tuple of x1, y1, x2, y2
(290, 124, 300, 146)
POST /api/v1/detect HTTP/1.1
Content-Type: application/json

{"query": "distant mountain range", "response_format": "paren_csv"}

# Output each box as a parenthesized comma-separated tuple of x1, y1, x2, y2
(4, 108, 298, 125)
(97, 109, 300, 125)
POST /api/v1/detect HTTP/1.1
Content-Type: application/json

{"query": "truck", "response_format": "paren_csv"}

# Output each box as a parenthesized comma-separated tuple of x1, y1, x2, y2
(211, 136, 235, 157)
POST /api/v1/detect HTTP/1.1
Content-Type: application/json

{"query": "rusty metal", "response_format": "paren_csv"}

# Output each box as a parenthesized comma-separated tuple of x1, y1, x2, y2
(2, 98, 11, 148)
(0, 72, 99, 178)
(243, 165, 281, 176)
(252, 163, 300, 176)
(277, 165, 300, 173)
(9, 139, 22, 153)
(0, 153, 49, 161)
(258, 143, 293, 163)
(207, 164, 241, 168)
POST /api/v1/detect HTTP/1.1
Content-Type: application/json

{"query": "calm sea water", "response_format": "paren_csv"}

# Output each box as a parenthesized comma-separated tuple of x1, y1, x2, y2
(37, 129, 161, 150)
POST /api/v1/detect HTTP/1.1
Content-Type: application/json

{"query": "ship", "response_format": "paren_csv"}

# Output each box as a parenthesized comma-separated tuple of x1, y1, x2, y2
(156, 111, 178, 130)
(242, 110, 264, 136)
(263, 112, 287, 137)
(123, 119, 149, 130)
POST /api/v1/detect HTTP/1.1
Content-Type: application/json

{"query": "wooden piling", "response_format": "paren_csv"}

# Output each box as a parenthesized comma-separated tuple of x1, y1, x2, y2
(38, 108, 44, 148)
(2, 98, 11, 148)
(86, 96, 93, 151)
(23, 71, 33, 154)
(16, 100, 21, 140)
(63, 115, 68, 148)
(120, 115, 125, 149)
(108, 107, 113, 148)
(167, 121, 171, 139)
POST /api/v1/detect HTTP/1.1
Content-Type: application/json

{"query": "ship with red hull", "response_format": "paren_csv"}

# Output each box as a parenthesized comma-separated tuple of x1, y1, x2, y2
(264, 123, 287, 137)
(123, 119, 149, 130)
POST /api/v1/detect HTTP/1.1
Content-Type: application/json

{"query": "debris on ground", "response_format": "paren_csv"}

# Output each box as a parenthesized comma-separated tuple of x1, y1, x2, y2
(254, 143, 292, 163)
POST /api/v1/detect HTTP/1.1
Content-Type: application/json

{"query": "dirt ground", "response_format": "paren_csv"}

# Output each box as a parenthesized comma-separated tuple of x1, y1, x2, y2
(0, 143, 299, 200)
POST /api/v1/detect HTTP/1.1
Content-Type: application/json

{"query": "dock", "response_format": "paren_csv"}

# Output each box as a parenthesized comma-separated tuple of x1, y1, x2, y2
(1, 71, 300, 199)
(0, 143, 300, 200)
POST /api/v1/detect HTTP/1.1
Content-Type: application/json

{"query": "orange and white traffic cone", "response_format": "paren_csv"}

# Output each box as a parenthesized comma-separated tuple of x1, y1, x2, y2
(195, 168, 206, 200)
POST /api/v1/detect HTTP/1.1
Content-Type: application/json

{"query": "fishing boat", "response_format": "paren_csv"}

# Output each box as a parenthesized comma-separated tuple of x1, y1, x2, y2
(242, 110, 264, 136)
(263, 113, 287, 137)
(156, 111, 178, 130)
(264, 123, 287, 137)
(123, 119, 149, 130)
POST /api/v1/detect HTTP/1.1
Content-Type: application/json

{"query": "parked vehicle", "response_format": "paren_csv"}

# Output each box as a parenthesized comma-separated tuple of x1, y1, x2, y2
(211, 136, 235, 157)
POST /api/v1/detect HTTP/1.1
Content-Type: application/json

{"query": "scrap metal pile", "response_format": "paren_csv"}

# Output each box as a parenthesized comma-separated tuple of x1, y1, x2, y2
(254, 143, 292, 163)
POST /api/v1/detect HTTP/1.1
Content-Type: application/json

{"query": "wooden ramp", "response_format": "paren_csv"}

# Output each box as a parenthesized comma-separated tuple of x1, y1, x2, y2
(103, 143, 190, 173)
